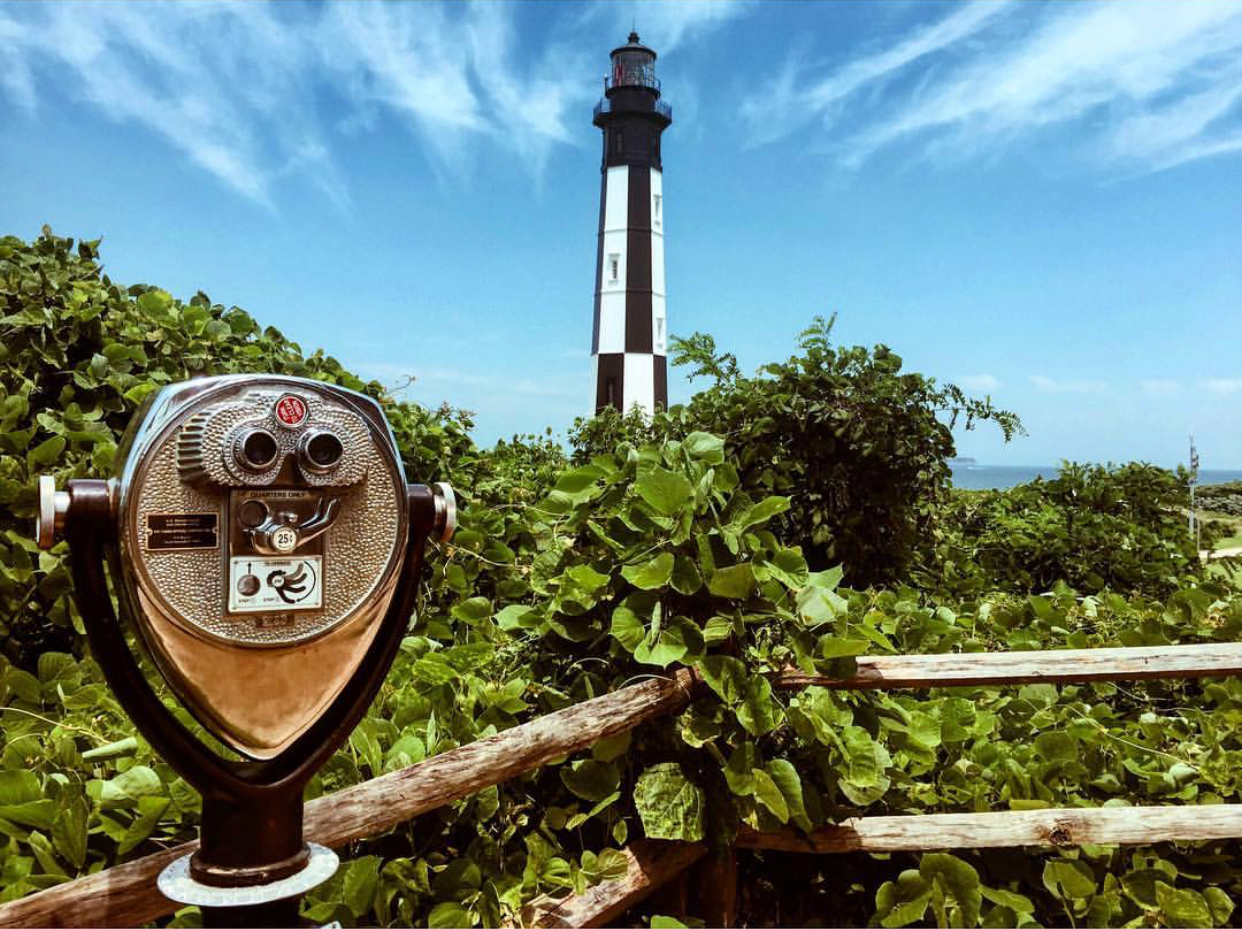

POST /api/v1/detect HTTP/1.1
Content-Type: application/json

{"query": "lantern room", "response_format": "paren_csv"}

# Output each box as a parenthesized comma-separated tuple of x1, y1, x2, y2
(606, 32, 661, 95)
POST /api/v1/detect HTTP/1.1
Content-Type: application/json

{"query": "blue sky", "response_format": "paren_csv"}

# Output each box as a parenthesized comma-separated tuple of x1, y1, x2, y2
(2, 1, 1240, 467)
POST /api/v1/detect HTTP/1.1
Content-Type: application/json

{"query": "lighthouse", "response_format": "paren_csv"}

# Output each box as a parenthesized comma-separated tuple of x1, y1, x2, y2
(591, 33, 672, 414)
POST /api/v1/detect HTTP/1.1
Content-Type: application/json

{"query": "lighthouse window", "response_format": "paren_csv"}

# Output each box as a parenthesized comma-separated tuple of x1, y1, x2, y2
(615, 132, 624, 154)
(653, 195, 662, 225)
(608, 254, 620, 283)
(656, 317, 665, 350)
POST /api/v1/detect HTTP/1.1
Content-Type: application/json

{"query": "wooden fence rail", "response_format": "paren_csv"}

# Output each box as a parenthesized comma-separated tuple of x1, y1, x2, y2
(733, 805, 1242, 853)
(0, 670, 697, 928)
(777, 641, 1242, 690)
(4, 642, 1242, 928)
(518, 841, 707, 929)
(521, 806, 1242, 927)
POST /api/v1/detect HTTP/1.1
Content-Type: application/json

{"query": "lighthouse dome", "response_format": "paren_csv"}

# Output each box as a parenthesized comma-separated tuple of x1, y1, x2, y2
(607, 32, 660, 95)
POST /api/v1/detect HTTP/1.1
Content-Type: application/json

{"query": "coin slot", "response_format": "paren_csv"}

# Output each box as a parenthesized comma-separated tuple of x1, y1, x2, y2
(237, 499, 269, 528)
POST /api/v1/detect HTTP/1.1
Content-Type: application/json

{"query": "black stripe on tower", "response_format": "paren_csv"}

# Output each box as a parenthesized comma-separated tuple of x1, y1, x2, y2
(595, 353, 624, 414)
(654, 355, 667, 410)
(625, 166, 652, 353)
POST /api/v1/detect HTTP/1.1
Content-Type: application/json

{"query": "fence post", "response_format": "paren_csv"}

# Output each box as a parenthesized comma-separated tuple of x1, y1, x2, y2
(692, 847, 738, 927)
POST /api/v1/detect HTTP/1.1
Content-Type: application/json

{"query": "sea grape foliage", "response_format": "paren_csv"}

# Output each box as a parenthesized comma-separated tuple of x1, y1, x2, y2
(0, 230, 1237, 928)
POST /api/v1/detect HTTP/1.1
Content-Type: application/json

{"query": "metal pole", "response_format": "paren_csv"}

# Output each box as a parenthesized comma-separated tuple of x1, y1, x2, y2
(1189, 434, 1199, 549)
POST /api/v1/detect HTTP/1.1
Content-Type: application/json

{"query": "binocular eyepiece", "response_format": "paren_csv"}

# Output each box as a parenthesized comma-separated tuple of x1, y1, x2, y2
(234, 427, 280, 472)
(232, 425, 345, 477)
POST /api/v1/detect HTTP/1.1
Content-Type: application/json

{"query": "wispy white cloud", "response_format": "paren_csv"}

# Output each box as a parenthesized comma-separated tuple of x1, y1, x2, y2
(958, 373, 1001, 392)
(742, 2, 1010, 148)
(0, 9, 36, 112)
(621, 1, 746, 56)
(743, 2, 1242, 175)
(1202, 378, 1242, 395)
(1, 2, 711, 206)
(1030, 375, 1107, 394)
(1141, 378, 1183, 395)
(1, 3, 339, 208)
(572, 1, 747, 57)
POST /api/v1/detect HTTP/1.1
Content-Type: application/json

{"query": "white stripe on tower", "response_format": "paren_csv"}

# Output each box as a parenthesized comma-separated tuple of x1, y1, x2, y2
(624, 353, 655, 412)
(596, 165, 629, 357)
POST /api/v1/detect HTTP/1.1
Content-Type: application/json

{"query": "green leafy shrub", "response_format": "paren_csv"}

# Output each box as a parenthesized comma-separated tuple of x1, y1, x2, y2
(928, 463, 1201, 597)
(572, 316, 1023, 588)
(0, 230, 1233, 928)
(1195, 482, 1242, 518)
(0, 228, 474, 667)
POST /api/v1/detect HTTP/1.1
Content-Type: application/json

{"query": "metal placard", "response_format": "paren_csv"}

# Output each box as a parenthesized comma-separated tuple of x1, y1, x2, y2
(145, 513, 219, 551)
(227, 556, 322, 613)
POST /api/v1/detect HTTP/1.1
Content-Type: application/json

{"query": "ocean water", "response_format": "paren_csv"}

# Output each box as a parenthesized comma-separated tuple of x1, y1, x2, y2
(950, 466, 1242, 491)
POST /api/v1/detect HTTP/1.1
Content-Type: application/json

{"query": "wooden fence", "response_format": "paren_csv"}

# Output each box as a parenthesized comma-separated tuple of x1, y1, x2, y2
(4, 643, 1242, 928)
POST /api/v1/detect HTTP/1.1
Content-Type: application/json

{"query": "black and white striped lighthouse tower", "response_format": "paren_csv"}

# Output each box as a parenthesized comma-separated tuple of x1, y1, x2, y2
(591, 33, 672, 414)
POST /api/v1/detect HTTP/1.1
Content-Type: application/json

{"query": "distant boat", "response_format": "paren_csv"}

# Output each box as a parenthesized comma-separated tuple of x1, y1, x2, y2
(949, 456, 979, 469)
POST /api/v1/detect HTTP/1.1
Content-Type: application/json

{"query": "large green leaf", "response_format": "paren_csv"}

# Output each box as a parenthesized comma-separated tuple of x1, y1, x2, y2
(450, 597, 492, 625)
(877, 871, 933, 929)
(1155, 883, 1212, 929)
(0, 771, 40, 806)
(708, 563, 755, 599)
(343, 856, 381, 918)
(560, 760, 620, 802)
(1034, 731, 1076, 763)
(621, 553, 674, 590)
(682, 431, 724, 464)
(553, 466, 603, 497)
(610, 601, 647, 652)
(635, 467, 693, 517)
(428, 902, 472, 929)
(763, 548, 809, 588)
(670, 554, 703, 595)
(27, 436, 65, 467)
(733, 496, 790, 531)
(51, 795, 88, 869)
(633, 763, 705, 842)
(1043, 860, 1096, 900)
(0, 800, 55, 830)
(737, 676, 783, 736)
(841, 725, 882, 788)
(766, 759, 812, 831)
(563, 564, 610, 594)
(636, 616, 703, 668)
(920, 854, 982, 928)
(751, 768, 788, 824)
(698, 655, 746, 705)
(117, 796, 169, 855)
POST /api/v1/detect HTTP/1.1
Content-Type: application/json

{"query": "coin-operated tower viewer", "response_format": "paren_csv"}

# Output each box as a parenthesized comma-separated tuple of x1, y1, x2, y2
(590, 32, 672, 415)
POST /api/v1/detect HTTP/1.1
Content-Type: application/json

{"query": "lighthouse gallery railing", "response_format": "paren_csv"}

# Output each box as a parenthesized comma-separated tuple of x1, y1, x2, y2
(594, 97, 673, 120)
